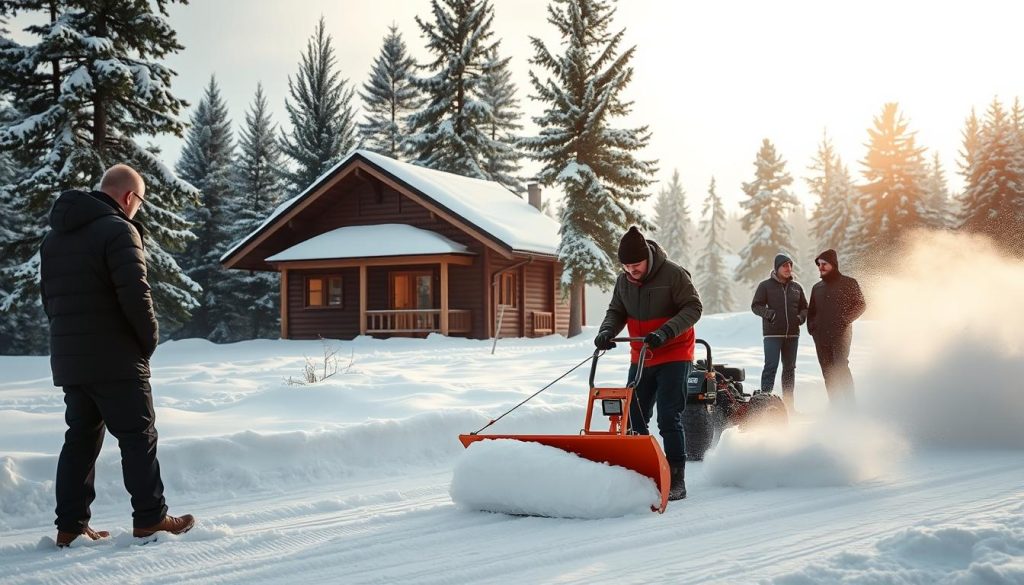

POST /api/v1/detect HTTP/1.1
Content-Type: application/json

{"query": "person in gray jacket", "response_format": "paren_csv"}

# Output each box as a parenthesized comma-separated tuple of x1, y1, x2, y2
(750, 253, 808, 410)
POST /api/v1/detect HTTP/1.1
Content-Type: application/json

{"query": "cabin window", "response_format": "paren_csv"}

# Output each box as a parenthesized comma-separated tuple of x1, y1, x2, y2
(390, 271, 434, 310)
(498, 272, 517, 307)
(306, 276, 343, 308)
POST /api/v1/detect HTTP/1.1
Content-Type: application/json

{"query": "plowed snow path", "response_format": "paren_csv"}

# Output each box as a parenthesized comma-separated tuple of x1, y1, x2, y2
(2, 451, 1019, 585)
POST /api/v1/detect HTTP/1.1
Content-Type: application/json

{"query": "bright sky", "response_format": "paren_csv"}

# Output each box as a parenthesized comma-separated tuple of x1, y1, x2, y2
(10, 0, 1024, 213)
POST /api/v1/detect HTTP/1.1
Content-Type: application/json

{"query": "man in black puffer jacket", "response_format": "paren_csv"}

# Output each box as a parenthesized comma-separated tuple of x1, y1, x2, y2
(40, 164, 193, 548)
(807, 249, 866, 406)
(750, 253, 808, 410)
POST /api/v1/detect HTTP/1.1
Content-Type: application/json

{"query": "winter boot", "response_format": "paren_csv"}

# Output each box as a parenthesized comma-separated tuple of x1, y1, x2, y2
(56, 525, 110, 548)
(668, 465, 687, 501)
(133, 514, 195, 538)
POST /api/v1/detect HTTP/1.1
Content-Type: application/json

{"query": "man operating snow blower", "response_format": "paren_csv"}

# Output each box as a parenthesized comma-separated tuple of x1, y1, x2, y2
(594, 226, 703, 501)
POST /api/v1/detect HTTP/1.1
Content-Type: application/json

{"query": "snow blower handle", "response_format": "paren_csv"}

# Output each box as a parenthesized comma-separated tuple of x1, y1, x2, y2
(589, 337, 648, 389)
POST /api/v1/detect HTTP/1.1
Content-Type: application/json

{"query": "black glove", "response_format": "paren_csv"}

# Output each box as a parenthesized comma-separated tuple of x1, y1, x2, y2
(594, 330, 616, 350)
(644, 328, 669, 349)
(764, 308, 777, 323)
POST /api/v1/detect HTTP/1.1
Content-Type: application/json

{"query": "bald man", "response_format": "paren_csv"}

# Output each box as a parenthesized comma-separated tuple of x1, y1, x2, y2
(39, 164, 194, 548)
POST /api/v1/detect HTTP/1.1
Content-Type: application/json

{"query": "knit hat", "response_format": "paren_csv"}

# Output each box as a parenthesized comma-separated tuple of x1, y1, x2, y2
(815, 249, 840, 270)
(617, 226, 650, 264)
(774, 253, 793, 271)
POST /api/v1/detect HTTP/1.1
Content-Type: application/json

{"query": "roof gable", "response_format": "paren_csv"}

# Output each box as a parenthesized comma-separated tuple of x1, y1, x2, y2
(222, 150, 559, 268)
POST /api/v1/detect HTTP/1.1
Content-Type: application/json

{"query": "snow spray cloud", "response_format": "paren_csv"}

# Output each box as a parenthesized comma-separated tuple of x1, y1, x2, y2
(703, 414, 907, 489)
(860, 230, 1024, 449)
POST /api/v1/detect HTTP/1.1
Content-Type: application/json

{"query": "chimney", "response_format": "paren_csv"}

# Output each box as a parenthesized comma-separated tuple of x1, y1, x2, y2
(527, 183, 542, 211)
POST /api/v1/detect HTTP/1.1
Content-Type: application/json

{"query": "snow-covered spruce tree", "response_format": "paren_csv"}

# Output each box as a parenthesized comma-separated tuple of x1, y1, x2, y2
(358, 24, 419, 160)
(854, 102, 930, 264)
(734, 138, 798, 286)
(281, 17, 357, 193)
(523, 0, 657, 336)
(806, 131, 859, 255)
(959, 98, 1024, 250)
(696, 177, 734, 314)
(477, 45, 524, 194)
(922, 151, 953, 229)
(0, 0, 199, 353)
(228, 82, 287, 339)
(174, 76, 237, 340)
(653, 169, 691, 267)
(407, 0, 510, 184)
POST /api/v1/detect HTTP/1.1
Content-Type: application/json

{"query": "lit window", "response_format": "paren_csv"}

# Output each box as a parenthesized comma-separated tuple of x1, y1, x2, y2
(499, 272, 517, 307)
(307, 276, 343, 308)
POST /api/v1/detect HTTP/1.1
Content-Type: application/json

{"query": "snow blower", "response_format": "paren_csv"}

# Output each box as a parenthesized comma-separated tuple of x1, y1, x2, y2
(459, 337, 671, 513)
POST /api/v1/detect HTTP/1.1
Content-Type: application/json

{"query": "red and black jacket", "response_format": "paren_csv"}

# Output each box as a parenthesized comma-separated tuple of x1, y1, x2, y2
(598, 240, 703, 366)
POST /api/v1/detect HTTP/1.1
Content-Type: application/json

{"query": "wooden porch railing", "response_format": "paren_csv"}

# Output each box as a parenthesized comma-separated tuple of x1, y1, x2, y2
(366, 309, 471, 334)
(532, 311, 554, 335)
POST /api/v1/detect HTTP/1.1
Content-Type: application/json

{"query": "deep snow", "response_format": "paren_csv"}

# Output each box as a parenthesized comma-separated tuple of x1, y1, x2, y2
(2, 233, 1023, 584)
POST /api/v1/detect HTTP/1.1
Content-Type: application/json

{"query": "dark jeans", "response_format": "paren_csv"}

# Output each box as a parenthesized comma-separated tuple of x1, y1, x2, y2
(814, 329, 855, 406)
(55, 379, 167, 533)
(762, 336, 800, 403)
(627, 360, 690, 466)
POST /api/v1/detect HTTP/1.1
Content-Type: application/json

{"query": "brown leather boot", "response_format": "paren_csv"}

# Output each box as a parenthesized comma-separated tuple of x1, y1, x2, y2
(133, 514, 195, 538)
(56, 526, 110, 548)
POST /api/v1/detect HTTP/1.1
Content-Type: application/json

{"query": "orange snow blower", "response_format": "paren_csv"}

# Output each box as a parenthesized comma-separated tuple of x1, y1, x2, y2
(459, 337, 671, 513)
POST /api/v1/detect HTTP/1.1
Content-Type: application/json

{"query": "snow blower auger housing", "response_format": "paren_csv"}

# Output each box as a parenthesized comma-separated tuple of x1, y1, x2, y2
(459, 337, 672, 513)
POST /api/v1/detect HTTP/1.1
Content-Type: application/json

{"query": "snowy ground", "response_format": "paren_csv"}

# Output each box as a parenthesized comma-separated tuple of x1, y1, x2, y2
(1, 235, 1022, 585)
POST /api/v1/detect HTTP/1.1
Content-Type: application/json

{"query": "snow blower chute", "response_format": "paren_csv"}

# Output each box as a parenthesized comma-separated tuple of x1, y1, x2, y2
(459, 337, 671, 513)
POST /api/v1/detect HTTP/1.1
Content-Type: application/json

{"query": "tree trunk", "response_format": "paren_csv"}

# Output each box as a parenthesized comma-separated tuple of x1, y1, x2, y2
(567, 276, 584, 338)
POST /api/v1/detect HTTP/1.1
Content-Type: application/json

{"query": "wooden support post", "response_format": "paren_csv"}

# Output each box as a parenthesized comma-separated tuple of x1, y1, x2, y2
(519, 263, 526, 337)
(440, 261, 450, 335)
(359, 264, 367, 335)
(279, 268, 289, 339)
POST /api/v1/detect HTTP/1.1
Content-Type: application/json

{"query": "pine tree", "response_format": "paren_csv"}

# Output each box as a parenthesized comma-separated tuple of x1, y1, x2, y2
(653, 169, 691, 267)
(523, 0, 657, 336)
(696, 177, 734, 314)
(281, 17, 357, 192)
(174, 76, 236, 340)
(407, 0, 513, 185)
(230, 82, 287, 339)
(922, 151, 953, 229)
(0, 0, 199, 353)
(806, 131, 859, 254)
(734, 139, 798, 286)
(958, 97, 1024, 249)
(358, 24, 419, 159)
(477, 45, 524, 193)
(854, 102, 929, 263)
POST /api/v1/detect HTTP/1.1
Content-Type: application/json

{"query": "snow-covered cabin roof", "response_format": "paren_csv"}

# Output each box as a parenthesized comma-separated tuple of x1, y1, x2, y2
(265, 224, 473, 263)
(221, 150, 559, 267)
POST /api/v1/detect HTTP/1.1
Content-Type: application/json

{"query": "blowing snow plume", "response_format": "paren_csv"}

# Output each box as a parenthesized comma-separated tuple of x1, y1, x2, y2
(861, 231, 1024, 449)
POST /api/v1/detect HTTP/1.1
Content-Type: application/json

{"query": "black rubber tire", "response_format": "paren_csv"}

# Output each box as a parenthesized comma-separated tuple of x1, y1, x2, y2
(741, 393, 789, 429)
(683, 404, 715, 461)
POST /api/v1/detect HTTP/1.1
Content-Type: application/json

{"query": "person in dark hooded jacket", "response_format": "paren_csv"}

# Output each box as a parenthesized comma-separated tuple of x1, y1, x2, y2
(40, 164, 193, 548)
(750, 253, 808, 410)
(595, 226, 702, 501)
(807, 249, 866, 405)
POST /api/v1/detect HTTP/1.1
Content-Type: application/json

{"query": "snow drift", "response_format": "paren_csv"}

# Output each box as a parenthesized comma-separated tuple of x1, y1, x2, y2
(861, 231, 1024, 449)
(449, 439, 660, 518)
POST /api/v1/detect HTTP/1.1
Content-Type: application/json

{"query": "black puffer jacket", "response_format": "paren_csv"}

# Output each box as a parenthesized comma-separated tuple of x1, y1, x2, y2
(40, 190, 159, 385)
(807, 250, 866, 340)
(751, 272, 808, 337)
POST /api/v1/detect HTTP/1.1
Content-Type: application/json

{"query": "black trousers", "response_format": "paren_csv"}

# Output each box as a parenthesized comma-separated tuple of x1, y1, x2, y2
(626, 361, 690, 466)
(813, 329, 855, 406)
(55, 379, 167, 533)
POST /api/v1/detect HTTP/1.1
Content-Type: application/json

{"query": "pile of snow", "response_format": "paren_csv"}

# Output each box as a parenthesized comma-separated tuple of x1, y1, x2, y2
(771, 499, 1024, 584)
(861, 232, 1024, 449)
(704, 414, 908, 489)
(449, 439, 660, 518)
